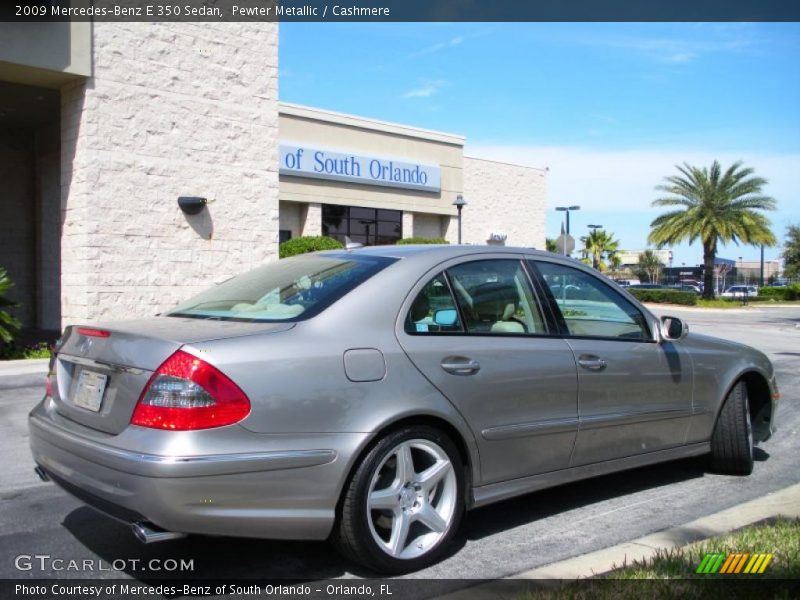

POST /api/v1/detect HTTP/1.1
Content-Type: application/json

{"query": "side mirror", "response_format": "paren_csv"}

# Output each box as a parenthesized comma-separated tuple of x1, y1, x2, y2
(660, 315, 688, 341)
(433, 309, 458, 327)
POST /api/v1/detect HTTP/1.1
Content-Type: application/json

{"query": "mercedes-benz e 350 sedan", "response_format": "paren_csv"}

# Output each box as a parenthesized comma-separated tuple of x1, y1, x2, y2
(29, 246, 779, 572)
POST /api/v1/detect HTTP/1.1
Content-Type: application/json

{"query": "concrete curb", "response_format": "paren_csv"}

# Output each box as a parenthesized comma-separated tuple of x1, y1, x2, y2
(438, 483, 800, 599)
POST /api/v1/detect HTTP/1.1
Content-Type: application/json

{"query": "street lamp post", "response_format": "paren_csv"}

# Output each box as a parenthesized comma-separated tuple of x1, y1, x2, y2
(587, 224, 602, 269)
(555, 205, 580, 256)
(453, 195, 467, 244)
(738, 256, 743, 285)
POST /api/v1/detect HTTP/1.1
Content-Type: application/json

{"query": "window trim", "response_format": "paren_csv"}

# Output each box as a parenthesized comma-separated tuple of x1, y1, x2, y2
(528, 259, 655, 343)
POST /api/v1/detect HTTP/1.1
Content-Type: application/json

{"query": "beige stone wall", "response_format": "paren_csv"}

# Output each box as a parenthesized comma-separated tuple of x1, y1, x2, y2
(412, 213, 444, 239)
(60, 23, 279, 325)
(279, 201, 302, 239)
(462, 156, 546, 249)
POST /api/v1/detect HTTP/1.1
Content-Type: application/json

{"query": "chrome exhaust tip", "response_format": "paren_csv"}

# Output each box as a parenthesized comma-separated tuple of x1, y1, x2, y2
(131, 521, 187, 544)
(34, 466, 50, 482)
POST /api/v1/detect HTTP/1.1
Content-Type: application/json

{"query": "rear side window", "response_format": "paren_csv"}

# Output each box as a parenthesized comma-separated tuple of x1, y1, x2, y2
(168, 254, 396, 322)
(405, 274, 464, 334)
(405, 259, 546, 336)
(535, 261, 650, 340)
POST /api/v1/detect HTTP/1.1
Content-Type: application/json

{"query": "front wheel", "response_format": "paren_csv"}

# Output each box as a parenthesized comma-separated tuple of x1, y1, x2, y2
(709, 381, 754, 475)
(333, 426, 464, 573)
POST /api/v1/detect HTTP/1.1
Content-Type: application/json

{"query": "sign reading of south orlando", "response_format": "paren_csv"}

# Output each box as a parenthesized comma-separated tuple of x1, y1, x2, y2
(280, 143, 441, 192)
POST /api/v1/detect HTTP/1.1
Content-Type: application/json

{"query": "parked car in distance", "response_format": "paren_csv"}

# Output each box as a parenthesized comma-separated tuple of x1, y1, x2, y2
(29, 246, 779, 573)
(721, 285, 758, 299)
(613, 279, 640, 287)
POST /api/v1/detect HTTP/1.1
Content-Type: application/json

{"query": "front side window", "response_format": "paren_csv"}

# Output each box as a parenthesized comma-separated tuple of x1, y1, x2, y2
(168, 254, 395, 322)
(535, 261, 650, 340)
(447, 260, 546, 335)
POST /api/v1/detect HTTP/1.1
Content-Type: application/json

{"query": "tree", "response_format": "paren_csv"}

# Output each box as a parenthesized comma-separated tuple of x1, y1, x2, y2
(636, 250, 664, 284)
(782, 224, 800, 280)
(608, 254, 622, 277)
(0, 267, 21, 343)
(579, 229, 619, 271)
(545, 238, 558, 253)
(648, 161, 776, 299)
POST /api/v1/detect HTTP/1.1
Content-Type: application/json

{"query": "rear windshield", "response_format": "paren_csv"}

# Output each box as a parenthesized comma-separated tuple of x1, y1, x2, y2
(167, 253, 396, 322)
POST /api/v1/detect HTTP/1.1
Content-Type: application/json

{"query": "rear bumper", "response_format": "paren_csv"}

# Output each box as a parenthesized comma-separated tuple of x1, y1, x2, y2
(29, 399, 368, 540)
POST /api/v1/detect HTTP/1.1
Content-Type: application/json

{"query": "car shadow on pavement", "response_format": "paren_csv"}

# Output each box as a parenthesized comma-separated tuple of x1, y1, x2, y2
(462, 457, 708, 541)
(61, 507, 365, 581)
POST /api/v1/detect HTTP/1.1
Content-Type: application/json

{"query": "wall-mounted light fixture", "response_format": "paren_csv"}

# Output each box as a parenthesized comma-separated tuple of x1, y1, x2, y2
(177, 196, 207, 215)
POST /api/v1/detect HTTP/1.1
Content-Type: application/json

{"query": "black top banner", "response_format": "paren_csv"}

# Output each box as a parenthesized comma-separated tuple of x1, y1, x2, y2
(3, 0, 800, 22)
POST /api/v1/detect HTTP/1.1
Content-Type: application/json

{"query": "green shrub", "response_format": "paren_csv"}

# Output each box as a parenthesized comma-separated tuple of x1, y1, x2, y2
(0, 267, 21, 343)
(758, 285, 800, 301)
(395, 237, 449, 245)
(628, 288, 697, 306)
(279, 236, 343, 259)
(0, 341, 51, 361)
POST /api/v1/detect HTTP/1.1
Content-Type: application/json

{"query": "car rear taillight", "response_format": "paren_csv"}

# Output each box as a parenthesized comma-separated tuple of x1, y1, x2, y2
(44, 372, 53, 400)
(131, 350, 250, 430)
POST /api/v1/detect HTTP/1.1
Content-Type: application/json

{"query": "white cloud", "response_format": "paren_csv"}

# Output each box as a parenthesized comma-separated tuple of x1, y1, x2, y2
(466, 144, 800, 216)
(536, 24, 762, 65)
(467, 144, 800, 262)
(410, 35, 465, 58)
(402, 79, 446, 99)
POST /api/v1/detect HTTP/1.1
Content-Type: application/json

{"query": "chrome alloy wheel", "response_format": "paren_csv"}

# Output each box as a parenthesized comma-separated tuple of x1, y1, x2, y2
(366, 439, 457, 560)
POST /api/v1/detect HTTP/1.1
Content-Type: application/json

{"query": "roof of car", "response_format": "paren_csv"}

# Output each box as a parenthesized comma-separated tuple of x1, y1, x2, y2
(320, 244, 561, 260)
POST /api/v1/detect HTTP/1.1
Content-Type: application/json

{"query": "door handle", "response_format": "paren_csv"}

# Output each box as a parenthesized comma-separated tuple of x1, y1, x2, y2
(441, 357, 481, 376)
(577, 354, 607, 371)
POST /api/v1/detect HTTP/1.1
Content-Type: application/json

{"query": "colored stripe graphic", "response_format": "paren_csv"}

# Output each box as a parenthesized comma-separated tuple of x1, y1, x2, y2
(734, 553, 750, 573)
(758, 554, 773, 573)
(698, 552, 773, 574)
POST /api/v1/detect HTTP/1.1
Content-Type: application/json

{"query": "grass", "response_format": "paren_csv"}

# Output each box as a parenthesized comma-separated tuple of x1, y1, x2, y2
(0, 341, 51, 360)
(673, 298, 800, 309)
(516, 518, 799, 599)
(608, 517, 799, 579)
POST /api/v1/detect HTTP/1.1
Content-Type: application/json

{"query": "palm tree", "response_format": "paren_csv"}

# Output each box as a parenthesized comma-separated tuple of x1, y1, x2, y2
(648, 161, 776, 299)
(579, 229, 620, 271)
(637, 249, 664, 284)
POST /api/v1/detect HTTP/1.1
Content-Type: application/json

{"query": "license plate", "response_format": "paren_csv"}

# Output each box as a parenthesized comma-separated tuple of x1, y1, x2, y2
(72, 370, 108, 412)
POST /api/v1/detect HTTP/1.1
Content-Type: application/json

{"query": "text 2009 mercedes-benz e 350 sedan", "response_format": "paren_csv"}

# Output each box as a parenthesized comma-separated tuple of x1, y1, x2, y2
(29, 245, 779, 573)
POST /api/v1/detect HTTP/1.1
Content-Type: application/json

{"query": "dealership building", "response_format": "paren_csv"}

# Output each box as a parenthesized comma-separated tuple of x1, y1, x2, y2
(0, 22, 546, 334)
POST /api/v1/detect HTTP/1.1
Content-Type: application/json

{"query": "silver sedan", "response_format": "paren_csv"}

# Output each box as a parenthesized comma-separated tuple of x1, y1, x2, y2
(29, 245, 779, 573)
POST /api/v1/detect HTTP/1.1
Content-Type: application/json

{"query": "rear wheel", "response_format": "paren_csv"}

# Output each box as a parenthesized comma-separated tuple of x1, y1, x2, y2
(333, 426, 464, 573)
(709, 381, 754, 475)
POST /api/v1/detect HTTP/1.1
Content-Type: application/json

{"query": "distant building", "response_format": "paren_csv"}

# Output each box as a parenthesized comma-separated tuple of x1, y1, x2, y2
(616, 249, 672, 268)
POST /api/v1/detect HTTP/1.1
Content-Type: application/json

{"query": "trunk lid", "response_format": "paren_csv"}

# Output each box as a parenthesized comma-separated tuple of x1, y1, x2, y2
(52, 317, 294, 434)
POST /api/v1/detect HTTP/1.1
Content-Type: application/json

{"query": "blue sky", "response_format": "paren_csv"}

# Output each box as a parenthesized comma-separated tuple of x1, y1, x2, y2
(280, 23, 800, 266)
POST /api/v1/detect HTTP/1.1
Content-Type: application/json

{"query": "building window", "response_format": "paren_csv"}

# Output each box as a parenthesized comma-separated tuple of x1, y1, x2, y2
(322, 205, 402, 246)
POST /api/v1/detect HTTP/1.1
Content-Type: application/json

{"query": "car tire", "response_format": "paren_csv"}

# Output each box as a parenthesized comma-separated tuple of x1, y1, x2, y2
(709, 381, 754, 475)
(333, 426, 465, 574)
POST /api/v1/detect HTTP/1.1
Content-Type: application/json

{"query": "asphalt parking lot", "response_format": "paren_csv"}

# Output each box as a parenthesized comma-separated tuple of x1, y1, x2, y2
(1, 306, 798, 586)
